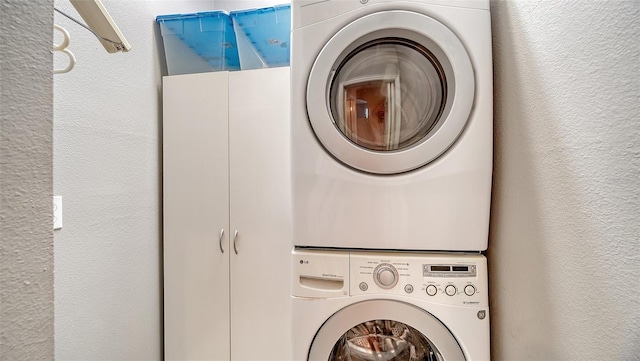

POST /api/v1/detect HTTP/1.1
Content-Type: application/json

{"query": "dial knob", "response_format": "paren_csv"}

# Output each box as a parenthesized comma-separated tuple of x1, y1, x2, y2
(426, 285, 437, 296)
(378, 269, 395, 286)
(373, 263, 398, 289)
(445, 285, 457, 296)
(464, 284, 476, 296)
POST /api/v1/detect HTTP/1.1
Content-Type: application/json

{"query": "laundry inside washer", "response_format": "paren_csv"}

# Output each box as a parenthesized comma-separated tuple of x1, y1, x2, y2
(329, 319, 440, 361)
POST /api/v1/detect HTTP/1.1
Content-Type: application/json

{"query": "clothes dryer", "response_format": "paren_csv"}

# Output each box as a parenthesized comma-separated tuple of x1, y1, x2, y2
(291, 0, 493, 251)
(291, 249, 490, 360)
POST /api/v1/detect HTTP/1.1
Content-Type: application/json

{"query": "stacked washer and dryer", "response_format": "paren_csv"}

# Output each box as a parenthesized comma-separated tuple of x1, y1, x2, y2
(290, 0, 493, 360)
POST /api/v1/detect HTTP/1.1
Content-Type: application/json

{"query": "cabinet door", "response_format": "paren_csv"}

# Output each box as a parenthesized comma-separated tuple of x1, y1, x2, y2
(229, 67, 292, 361)
(163, 72, 231, 361)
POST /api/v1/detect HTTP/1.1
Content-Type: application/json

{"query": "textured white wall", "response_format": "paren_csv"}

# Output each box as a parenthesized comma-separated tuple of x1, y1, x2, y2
(51, 0, 640, 360)
(52, 1, 213, 359)
(0, 1, 54, 360)
(489, 0, 640, 359)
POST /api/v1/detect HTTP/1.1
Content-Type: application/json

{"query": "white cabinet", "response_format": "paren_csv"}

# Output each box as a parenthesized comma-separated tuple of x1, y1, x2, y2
(163, 68, 291, 361)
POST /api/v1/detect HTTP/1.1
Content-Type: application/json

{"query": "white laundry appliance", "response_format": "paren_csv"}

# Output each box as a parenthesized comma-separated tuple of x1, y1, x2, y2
(290, 0, 493, 251)
(291, 249, 490, 360)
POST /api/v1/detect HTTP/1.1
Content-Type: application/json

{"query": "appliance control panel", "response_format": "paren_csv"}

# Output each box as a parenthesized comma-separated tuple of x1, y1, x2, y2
(350, 251, 488, 307)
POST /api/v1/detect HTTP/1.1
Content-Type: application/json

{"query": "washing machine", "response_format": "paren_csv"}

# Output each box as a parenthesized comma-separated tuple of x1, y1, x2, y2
(292, 249, 490, 360)
(291, 0, 493, 251)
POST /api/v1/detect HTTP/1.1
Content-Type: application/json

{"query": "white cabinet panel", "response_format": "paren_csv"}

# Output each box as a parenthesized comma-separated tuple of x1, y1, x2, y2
(229, 67, 291, 361)
(163, 68, 291, 361)
(163, 72, 231, 361)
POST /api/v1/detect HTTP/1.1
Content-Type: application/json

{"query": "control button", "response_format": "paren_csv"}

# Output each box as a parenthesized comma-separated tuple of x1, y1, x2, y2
(426, 285, 437, 296)
(373, 263, 398, 289)
(445, 285, 457, 296)
(464, 284, 476, 296)
(359, 282, 368, 291)
(404, 284, 414, 294)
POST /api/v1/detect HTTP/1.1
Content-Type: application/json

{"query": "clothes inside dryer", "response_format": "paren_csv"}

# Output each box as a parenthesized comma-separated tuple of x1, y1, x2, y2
(328, 320, 441, 361)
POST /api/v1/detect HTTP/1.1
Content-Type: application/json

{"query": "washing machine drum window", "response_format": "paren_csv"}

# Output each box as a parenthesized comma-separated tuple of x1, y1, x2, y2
(307, 300, 465, 361)
(328, 320, 442, 361)
(307, 11, 475, 174)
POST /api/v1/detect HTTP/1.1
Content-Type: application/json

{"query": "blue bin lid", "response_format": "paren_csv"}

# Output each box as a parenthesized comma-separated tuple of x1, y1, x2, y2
(230, 4, 291, 67)
(156, 10, 240, 71)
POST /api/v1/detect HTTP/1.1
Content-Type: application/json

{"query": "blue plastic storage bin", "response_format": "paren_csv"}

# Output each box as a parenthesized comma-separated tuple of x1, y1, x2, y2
(230, 4, 291, 70)
(156, 11, 240, 75)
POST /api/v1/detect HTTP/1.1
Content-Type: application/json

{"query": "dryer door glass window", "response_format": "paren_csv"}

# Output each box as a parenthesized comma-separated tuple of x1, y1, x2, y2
(327, 319, 442, 361)
(306, 11, 475, 174)
(329, 39, 446, 152)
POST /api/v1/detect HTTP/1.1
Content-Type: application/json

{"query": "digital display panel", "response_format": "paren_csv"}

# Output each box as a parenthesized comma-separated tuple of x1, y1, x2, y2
(424, 264, 476, 278)
(430, 265, 450, 272)
(452, 266, 469, 272)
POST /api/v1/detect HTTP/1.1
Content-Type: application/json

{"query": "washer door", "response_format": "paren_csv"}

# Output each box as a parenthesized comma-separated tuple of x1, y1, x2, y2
(308, 300, 465, 361)
(307, 10, 474, 174)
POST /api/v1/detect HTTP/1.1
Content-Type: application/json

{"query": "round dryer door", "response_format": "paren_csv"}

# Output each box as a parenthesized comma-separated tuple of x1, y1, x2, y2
(307, 10, 475, 174)
(308, 300, 465, 361)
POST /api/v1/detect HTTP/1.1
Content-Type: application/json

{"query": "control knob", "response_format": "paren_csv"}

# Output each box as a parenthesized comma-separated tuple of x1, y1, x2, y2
(445, 285, 457, 296)
(373, 263, 398, 289)
(425, 285, 437, 296)
(464, 284, 476, 296)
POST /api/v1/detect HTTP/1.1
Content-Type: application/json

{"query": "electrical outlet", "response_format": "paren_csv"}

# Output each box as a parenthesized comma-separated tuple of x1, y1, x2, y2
(53, 196, 62, 230)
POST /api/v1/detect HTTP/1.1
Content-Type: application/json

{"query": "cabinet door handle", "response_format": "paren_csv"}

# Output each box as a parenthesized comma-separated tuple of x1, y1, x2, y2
(233, 230, 239, 255)
(219, 229, 225, 253)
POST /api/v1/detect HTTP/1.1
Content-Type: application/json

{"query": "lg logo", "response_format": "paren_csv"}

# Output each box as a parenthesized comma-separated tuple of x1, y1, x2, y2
(299, 260, 309, 264)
